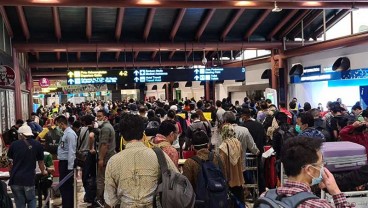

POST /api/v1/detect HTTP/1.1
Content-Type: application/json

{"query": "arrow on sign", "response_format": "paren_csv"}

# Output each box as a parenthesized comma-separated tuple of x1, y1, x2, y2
(194, 75, 199, 81)
(194, 69, 199, 74)
(134, 70, 139, 76)
(67, 71, 74, 77)
(134, 77, 139, 82)
(68, 79, 75, 84)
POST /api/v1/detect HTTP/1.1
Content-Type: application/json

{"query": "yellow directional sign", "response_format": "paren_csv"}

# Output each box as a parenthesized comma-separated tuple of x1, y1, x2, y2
(67, 71, 74, 77)
(119, 70, 128, 77)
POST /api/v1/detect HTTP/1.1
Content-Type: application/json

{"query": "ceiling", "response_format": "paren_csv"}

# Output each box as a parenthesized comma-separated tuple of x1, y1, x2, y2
(0, 1, 362, 76)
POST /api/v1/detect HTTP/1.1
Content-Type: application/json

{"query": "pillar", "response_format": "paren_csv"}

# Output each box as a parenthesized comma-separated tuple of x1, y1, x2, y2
(13, 48, 22, 119)
(204, 81, 215, 101)
(270, 50, 278, 90)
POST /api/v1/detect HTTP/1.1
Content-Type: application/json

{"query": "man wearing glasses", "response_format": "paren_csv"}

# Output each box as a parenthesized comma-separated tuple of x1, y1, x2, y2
(257, 137, 352, 208)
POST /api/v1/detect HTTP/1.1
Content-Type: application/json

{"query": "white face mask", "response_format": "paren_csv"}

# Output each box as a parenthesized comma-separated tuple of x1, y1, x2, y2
(97, 121, 104, 127)
(94, 122, 99, 129)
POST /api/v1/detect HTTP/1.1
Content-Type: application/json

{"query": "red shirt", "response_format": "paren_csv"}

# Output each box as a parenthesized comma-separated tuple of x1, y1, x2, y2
(262, 180, 353, 208)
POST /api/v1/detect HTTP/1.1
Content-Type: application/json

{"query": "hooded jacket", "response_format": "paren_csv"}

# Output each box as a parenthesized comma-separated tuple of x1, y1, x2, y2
(340, 125, 368, 155)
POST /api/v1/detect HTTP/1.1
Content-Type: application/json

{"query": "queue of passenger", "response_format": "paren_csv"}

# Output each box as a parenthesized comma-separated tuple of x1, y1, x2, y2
(0, 97, 368, 208)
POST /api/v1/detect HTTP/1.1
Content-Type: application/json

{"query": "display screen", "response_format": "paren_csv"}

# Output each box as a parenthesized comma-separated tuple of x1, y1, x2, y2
(67, 67, 245, 85)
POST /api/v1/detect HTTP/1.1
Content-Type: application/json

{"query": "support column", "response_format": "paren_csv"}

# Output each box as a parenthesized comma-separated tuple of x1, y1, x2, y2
(138, 84, 145, 102)
(13, 48, 22, 119)
(168, 82, 174, 102)
(204, 81, 215, 101)
(270, 50, 278, 90)
(27, 68, 34, 116)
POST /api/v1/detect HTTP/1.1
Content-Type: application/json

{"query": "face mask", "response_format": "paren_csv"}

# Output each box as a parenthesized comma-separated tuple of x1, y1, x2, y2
(309, 166, 324, 186)
(295, 125, 302, 133)
(97, 121, 104, 127)
(56, 126, 62, 132)
(239, 118, 244, 125)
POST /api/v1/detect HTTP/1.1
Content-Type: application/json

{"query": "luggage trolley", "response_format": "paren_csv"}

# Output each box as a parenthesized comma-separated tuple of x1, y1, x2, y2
(244, 153, 259, 202)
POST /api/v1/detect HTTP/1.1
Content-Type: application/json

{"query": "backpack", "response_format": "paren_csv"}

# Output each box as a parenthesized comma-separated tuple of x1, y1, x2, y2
(2, 127, 17, 145)
(0, 181, 12, 208)
(44, 127, 63, 155)
(152, 147, 195, 208)
(191, 152, 229, 208)
(254, 189, 318, 208)
(145, 120, 160, 136)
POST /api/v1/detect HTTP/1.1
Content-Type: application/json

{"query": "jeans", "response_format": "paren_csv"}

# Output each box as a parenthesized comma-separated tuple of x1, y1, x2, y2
(11, 185, 36, 208)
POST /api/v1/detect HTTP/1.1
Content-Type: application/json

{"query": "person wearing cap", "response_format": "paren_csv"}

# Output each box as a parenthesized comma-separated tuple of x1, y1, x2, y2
(7, 124, 47, 208)
(182, 129, 222, 189)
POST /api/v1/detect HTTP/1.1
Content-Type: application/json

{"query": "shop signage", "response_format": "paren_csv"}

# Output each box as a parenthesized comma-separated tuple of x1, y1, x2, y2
(0, 65, 15, 86)
(39, 78, 51, 88)
(302, 65, 321, 75)
(66, 68, 245, 85)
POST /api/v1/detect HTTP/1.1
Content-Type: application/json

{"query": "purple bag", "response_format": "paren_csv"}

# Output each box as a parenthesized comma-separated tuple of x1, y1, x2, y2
(322, 142, 367, 172)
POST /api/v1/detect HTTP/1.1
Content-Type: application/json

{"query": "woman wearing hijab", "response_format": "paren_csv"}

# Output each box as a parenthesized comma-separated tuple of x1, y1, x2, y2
(219, 124, 245, 204)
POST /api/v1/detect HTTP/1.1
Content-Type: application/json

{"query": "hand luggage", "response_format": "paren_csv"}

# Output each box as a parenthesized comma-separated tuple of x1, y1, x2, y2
(322, 142, 367, 172)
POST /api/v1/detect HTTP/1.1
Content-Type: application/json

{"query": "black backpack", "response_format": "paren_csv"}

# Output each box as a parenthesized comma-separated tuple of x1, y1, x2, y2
(254, 189, 318, 208)
(0, 181, 12, 208)
(191, 152, 229, 208)
(44, 127, 63, 155)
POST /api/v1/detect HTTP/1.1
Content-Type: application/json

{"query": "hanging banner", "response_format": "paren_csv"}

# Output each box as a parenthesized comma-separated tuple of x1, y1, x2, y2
(39, 78, 51, 88)
(0, 65, 15, 86)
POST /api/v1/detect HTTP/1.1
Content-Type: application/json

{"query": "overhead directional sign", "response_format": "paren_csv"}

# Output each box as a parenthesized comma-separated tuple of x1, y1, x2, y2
(67, 67, 245, 85)
(67, 70, 129, 85)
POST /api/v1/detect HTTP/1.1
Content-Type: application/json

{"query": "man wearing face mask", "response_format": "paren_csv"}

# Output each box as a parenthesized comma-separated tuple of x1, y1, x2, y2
(8, 124, 47, 208)
(297, 112, 325, 140)
(56, 115, 77, 208)
(257, 137, 352, 208)
(340, 121, 368, 153)
(96, 110, 116, 206)
(152, 120, 179, 167)
(79, 115, 98, 204)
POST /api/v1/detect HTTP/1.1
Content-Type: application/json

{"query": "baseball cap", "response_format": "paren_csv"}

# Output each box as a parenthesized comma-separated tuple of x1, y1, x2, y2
(18, 124, 34, 136)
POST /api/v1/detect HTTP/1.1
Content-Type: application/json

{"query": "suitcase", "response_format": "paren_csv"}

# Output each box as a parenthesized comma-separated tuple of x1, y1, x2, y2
(322, 141, 367, 172)
(322, 190, 368, 208)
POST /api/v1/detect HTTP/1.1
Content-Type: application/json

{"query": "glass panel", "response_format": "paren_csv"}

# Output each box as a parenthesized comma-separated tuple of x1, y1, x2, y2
(0, 16, 4, 52)
(21, 92, 29, 120)
(257, 50, 271, 57)
(4, 29, 11, 55)
(353, 9, 368, 34)
(7, 90, 15, 128)
(0, 91, 4, 133)
(326, 14, 351, 40)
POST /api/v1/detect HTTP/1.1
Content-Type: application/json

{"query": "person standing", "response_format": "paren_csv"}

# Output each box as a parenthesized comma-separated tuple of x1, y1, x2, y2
(8, 124, 47, 208)
(56, 115, 77, 208)
(104, 114, 178, 207)
(96, 110, 116, 205)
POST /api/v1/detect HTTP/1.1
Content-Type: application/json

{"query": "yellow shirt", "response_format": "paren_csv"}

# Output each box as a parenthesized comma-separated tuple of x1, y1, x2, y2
(38, 127, 54, 141)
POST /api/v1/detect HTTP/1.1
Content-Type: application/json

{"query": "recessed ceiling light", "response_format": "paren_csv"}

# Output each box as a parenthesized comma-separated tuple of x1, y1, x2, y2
(175, 49, 181, 51)
(302, 2, 322, 7)
(136, 0, 161, 5)
(234, 1, 256, 7)
(32, 0, 59, 3)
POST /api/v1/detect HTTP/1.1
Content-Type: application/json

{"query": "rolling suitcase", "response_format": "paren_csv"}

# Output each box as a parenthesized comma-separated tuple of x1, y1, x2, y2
(322, 142, 367, 172)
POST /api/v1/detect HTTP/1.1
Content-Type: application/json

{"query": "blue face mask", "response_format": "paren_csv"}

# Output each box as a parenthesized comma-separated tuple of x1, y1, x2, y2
(309, 166, 324, 186)
(295, 125, 302, 133)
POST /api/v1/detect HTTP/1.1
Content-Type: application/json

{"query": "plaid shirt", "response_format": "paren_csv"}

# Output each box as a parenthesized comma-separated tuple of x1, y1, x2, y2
(262, 181, 354, 208)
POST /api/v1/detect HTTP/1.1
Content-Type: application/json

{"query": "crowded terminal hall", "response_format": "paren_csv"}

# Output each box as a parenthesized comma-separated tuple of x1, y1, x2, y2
(1, 1, 368, 208)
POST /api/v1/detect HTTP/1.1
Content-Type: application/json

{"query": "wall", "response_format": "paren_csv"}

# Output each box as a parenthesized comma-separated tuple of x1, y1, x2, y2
(288, 43, 368, 72)
(287, 44, 368, 108)
(245, 62, 271, 85)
